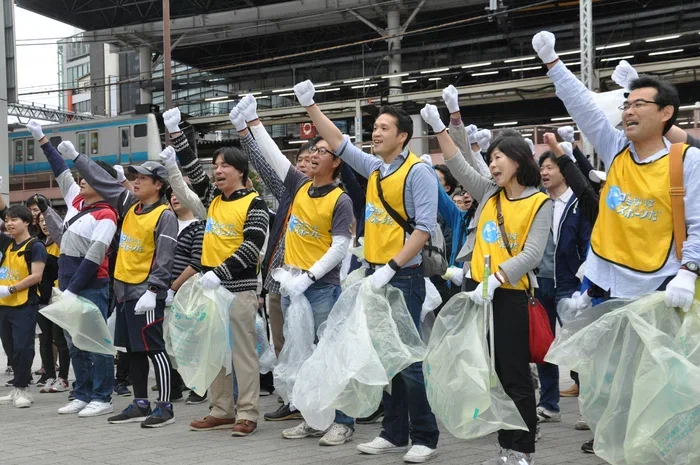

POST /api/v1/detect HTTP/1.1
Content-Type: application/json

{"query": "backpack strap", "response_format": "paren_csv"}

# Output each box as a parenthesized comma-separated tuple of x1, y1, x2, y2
(669, 143, 686, 261)
(375, 173, 415, 235)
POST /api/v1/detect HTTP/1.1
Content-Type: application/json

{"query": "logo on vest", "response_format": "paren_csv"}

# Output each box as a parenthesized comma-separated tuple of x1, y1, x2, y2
(365, 202, 395, 226)
(606, 185, 660, 221)
(288, 214, 321, 239)
(481, 221, 519, 249)
(0, 266, 20, 282)
(205, 217, 239, 238)
(119, 233, 143, 253)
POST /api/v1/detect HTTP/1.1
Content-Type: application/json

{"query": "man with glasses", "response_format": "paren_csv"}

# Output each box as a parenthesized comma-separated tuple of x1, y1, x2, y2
(533, 30, 700, 454)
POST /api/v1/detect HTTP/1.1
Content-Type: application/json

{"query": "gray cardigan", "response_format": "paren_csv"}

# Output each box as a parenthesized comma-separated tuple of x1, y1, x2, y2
(443, 149, 552, 288)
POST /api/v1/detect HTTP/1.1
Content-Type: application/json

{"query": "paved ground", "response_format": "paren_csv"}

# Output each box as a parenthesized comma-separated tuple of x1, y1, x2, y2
(0, 343, 608, 465)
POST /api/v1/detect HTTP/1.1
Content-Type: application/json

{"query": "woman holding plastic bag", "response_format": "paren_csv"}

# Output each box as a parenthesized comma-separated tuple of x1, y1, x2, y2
(422, 104, 551, 465)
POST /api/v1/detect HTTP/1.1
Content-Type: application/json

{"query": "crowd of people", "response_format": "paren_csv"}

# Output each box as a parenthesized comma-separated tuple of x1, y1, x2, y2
(1, 30, 699, 465)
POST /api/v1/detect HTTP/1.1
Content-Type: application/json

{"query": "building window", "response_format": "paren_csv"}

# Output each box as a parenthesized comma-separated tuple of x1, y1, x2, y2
(50, 136, 62, 148)
(90, 132, 99, 155)
(27, 139, 34, 161)
(134, 124, 147, 138)
(15, 140, 23, 162)
(78, 132, 87, 154)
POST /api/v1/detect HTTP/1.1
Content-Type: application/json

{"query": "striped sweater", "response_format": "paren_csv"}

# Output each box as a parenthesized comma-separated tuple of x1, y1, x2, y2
(172, 219, 205, 282)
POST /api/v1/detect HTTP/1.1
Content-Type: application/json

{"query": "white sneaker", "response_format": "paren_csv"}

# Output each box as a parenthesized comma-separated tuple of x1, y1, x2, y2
(357, 437, 408, 455)
(403, 445, 437, 463)
(504, 451, 535, 465)
(281, 421, 325, 439)
(58, 399, 88, 414)
(48, 377, 69, 393)
(78, 400, 114, 417)
(319, 423, 354, 446)
(536, 406, 561, 423)
(13, 389, 33, 408)
(0, 388, 20, 405)
(575, 416, 590, 430)
(482, 448, 511, 465)
(39, 378, 56, 393)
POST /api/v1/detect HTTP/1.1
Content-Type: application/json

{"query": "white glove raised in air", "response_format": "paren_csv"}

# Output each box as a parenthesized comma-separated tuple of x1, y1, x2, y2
(294, 80, 316, 107)
(474, 129, 492, 152)
(420, 154, 433, 167)
(557, 125, 575, 143)
(611, 60, 639, 91)
(201, 271, 221, 291)
(228, 107, 247, 132)
(532, 31, 558, 64)
(163, 108, 182, 134)
(288, 273, 314, 299)
(26, 120, 45, 141)
(371, 264, 396, 291)
(159, 146, 177, 169)
(58, 141, 79, 160)
(165, 289, 176, 307)
(442, 85, 460, 114)
(559, 142, 576, 163)
(113, 165, 126, 183)
(61, 290, 78, 304)
(238, 94, 259, 122)
(466, 124, 478, 144)
(665, 269, 696, 313)
(134, 290, 157, 315)
(420, 104, 446, 134)
(469, 274, 502, 306)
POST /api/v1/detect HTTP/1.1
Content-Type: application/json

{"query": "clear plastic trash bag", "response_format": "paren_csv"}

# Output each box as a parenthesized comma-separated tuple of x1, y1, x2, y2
(546, 292, 700, 465)
(256, 314, 277, 374)
(165, 275, 234, 396)
(423, 292, 528, 439)
(40, 289, 116, 356)
(271, 268, 316, 406)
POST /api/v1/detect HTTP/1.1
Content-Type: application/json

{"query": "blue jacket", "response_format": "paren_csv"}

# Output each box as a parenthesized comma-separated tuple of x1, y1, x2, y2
(436, 180, 471, 268)
(554, 194, 592, 292)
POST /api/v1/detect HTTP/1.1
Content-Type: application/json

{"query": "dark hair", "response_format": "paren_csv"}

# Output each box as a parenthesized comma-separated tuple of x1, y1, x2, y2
(628, 75, 680, 134)
(6, 205, 33, 224)
(378, 106, 413, 149)
(213, 146, 249, 184)
(297, 136, 322, 161)
(486, 136, 541, 187)
(433, 164, 458, 195)
(25, 194, 49, 208)
(538, 151, 559, 167)
(95, 161, 118, 179)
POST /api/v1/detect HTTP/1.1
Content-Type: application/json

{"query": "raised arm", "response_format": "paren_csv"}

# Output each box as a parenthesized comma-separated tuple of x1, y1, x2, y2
(42, 207, 65, 248)
(159, 146, 208, 220)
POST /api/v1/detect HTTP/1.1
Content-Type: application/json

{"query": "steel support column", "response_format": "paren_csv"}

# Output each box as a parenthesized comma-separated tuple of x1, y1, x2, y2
(579, 0, 596, 162)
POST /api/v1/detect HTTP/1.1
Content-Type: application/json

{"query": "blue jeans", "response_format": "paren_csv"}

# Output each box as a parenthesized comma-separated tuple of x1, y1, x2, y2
(64, 286, 114, 403)
(0, 303, 37, 388)
(282, 281, 353, 427)
(366, 265, 439, 448)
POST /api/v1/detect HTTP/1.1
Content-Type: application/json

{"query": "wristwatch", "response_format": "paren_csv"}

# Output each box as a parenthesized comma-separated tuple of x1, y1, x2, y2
(147, 285, 159, 293)
(682, 262, 700, 276)
(8, 286, 16, 295)
(388, 259, 401, 272)
(305, 271, 317, 282)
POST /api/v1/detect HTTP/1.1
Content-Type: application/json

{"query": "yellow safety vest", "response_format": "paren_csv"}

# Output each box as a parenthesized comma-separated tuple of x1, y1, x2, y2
(284, 181, 345, 271)
(46, 242, 60, 288)
(591, 145, 679, 273)
(201, 191, 259, 268)
(365, 152, 422, 265)
(0, 238, 37, 307)
(471, 190, 550, 290)
(114, 203, 169, 285)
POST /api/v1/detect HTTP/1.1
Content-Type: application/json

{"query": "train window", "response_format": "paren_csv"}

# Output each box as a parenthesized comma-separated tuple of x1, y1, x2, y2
(78, 132, 87, 154)
(15, 140, 23, 162)
(27, 139, 34, 161)
(90, 132, 99, 155)
(121, 128, 130, 148)
(134, 124, 147, 138)
(49, 136, 62, 148)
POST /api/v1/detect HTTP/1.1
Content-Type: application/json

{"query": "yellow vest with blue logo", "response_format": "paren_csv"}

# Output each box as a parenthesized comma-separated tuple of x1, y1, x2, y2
(202, 191, 259, 268)
(114, 203, 169, 285)
(591, 145, 678, 273)
(46, 242, 60, 288)
(471, 190, 550, 290)
(284, 181, 344, 271)
(365, 153, 422, 265)
(0, 238, 37, 307)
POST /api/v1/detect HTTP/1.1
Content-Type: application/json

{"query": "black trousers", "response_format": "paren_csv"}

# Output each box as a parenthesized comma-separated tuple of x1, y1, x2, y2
(37, 312, 70, 379)
(465, 279, 537, 454)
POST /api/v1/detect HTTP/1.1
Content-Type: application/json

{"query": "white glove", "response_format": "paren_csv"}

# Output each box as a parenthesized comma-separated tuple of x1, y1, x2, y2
(371, 264, 396, 290)
(443, 266, 464, 287)
(525, 138, 535, 156)
(665, 269, 696, 312)
(557, 125, 575, 143)
(611, 60, 638, 91)
(294, 80, 316, 107)
(469, 274, 502, 306)
(442, 85, 460, 114)
(420, 104, 446, 134)
(289, 273, 314, 298)
(0, 286, 10, 299)
(134, 290, 157, 315)
(114, 165, 126, 183)
(466, 124, 478, 144)
(163, 108, 182, 134)
(532, 31, 558, 64)
(201, 271, 221, 290)
(573, 290, 592, 310)
(58, 141, 79, 160)
(474, 129, 492, 152)
(238, 94, 259, 122)
(559, 142, 576, 162)
(61, 290, 78, 304)
(26, 120, 45, 140)
(159, 146, 177, 169)
(165, 289, 175, 307)
(420, 154, 433, 167)
(228, 107, 247, 132)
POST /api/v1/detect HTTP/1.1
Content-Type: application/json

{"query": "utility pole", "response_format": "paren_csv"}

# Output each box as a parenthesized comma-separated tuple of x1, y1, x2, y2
(579, 0, 597, 165)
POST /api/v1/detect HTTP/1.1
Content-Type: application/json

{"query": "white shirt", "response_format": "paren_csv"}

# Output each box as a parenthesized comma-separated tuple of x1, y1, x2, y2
(551, 187, 573, 245)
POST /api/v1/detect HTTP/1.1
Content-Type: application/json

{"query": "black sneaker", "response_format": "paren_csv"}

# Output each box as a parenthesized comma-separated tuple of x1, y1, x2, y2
(264, 403, 303, 421)
(68, 390, 75, 401)
(356, 404, 384, 424)
(186, 391, 208, 405)
(141, 402, 175, 428)
(34, 367, 45, 376)
(582, 439, 594, 454)
(36, 374, 51, 387)
(108, 399, 152, 424)
(5, 378, 14, 387)
(171, 391, 184, 403)
(114, 383, 132, 397)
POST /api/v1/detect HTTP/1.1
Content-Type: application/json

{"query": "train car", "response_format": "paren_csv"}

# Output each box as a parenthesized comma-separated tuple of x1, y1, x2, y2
(8, 113, 162, 175)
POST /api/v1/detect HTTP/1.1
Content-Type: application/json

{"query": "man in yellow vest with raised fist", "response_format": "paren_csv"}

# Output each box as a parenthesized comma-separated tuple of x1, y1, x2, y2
(295, 80, 440, 463)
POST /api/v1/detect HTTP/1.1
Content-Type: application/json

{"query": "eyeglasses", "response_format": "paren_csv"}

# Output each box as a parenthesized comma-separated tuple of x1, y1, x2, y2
(618, 99, 657, 111)
(309, 146, 335, 156)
